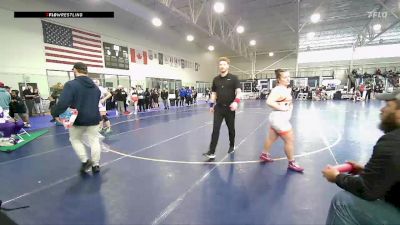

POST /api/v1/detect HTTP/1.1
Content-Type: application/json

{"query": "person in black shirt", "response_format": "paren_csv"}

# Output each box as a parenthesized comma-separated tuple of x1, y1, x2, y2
(22, 85, 35, 117)
(322, 88, 400, 224)
(114, 85, 127, 115)
(9, 90, 31, 127)
(193, 89, 198, 104)
(174, 88, 179, 106)
(49, 83, 63, 122)
(203, 57, 241, 159)
(364, 82, 372, 101)
(161, 89, 169, 110)
(144, 88, 152, 110)
(137, 86, 145, 112)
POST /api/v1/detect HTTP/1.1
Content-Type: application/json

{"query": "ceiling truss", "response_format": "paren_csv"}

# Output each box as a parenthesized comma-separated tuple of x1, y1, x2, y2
(158, 0, 251, 58)
(353, 0, 400, 48)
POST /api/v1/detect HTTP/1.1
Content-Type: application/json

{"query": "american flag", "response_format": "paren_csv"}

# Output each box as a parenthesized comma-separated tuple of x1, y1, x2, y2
(42, 21, 103, 68)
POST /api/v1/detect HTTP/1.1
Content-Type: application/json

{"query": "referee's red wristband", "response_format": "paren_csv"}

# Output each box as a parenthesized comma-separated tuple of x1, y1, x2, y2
(234, 98, 241, 104)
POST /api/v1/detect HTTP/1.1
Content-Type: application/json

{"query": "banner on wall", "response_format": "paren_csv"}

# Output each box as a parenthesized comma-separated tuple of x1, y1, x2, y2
(103, 42, 129, 70)
(130, 48, 148, 65)
(158, 53, 163, 65)
(148, 50, 153, 60)
(181, 59, 185, 69)
(41, 20, 104, 68)
(195, 62, 200, 71)
(165, 55, 169, 65)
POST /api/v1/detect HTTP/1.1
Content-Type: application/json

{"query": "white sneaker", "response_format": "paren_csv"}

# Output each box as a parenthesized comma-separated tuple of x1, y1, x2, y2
(203, 152, 216, 159)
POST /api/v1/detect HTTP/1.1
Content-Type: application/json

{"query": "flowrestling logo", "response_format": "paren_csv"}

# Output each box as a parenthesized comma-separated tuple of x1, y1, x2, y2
(14, 12, 114, 18)
(367, 11, 388, 19)
(367, 7, 400, 19)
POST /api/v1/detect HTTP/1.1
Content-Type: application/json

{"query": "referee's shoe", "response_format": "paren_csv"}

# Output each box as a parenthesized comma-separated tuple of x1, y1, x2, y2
(202, 152, 216, 159)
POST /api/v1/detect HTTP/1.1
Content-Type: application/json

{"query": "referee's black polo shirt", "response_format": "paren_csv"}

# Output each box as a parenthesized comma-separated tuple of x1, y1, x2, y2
(211, 73, 241, 106)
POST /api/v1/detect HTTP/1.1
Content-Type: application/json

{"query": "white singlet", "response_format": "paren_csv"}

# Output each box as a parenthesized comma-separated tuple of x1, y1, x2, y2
(268, 85, 293, 134)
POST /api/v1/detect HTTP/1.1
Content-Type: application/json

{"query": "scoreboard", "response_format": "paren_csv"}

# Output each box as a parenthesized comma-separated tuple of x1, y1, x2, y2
(103, 42, 129, 70)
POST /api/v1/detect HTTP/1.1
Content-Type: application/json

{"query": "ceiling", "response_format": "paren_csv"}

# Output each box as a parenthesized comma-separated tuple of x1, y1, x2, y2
(4, 0, 399, 58)
(130, 0, 400, 57)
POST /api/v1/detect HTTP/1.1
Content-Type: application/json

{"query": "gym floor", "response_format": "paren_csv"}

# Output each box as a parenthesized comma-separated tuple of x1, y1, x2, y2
(0, 99, 384, 225)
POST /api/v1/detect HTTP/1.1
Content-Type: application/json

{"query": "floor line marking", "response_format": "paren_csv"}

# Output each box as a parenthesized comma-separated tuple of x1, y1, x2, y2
(151, 116, 268, 225)
(1, 109, 339, 208)
(312, 110, 340, 165)
(97, 123, 209, 158)
(38, 106, 209, 138)
(1, 120, 213, 205)
(105, 111, 210, 138)
(2, 111, 250, 205)
(101, 111, 247, 163)
(106, 128, 341, 165)
(105, 111, 341, 165)
(0, 110, 211, 165)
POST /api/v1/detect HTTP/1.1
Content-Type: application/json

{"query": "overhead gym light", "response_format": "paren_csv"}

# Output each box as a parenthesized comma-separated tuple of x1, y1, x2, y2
(213, 2, 225, 13)
(310, 13, 320, 23)
(186, 35, 194, 42)
(269, 52, 274, 57)
(152, 17, 162, 27)
(373, 24, 382, 32)
(249, 40, 256, 46)
(236, 25, 244, 34)
(208, 45, 215, 51)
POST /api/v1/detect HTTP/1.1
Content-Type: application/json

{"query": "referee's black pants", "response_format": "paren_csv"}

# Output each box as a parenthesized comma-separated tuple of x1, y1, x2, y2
(209, 104, 235, 154)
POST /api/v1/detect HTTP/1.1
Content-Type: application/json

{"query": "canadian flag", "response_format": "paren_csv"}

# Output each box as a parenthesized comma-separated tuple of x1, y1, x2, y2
(130, 48, 148, 65)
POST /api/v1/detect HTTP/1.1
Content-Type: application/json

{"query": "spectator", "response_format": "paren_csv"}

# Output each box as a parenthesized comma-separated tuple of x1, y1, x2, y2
(137, 86, 145, 112)
(114, 85, 127, 115)
(9, 90, 31, 127)
(193, 89, 198, 104)
(179, 87, 186, 106)
(185, 87, 193, 106)
(174, 88, 179, 106)
(365, 82, 372, 100)
(152, 89, 159, 108)
(4, 86, 11, 94)
(205, 88, 210, 103)
(33, 88, 44, 116)
(106, 88, 115, 110)
(322, 88, 400, 225)
(49, 83, 63, 122)
(130, 86, 139, 115)
(0, 82, 11, 117)
(144, 88, 151, 110)
(23, 85, 35, 117)
(161, 89, 169, 110)
(359, 83, 366, 99)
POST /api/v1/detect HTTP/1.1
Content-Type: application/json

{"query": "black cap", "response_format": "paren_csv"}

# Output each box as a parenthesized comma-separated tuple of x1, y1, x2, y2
(72, 62, 88, 72)
(376, 88, 400, 101)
